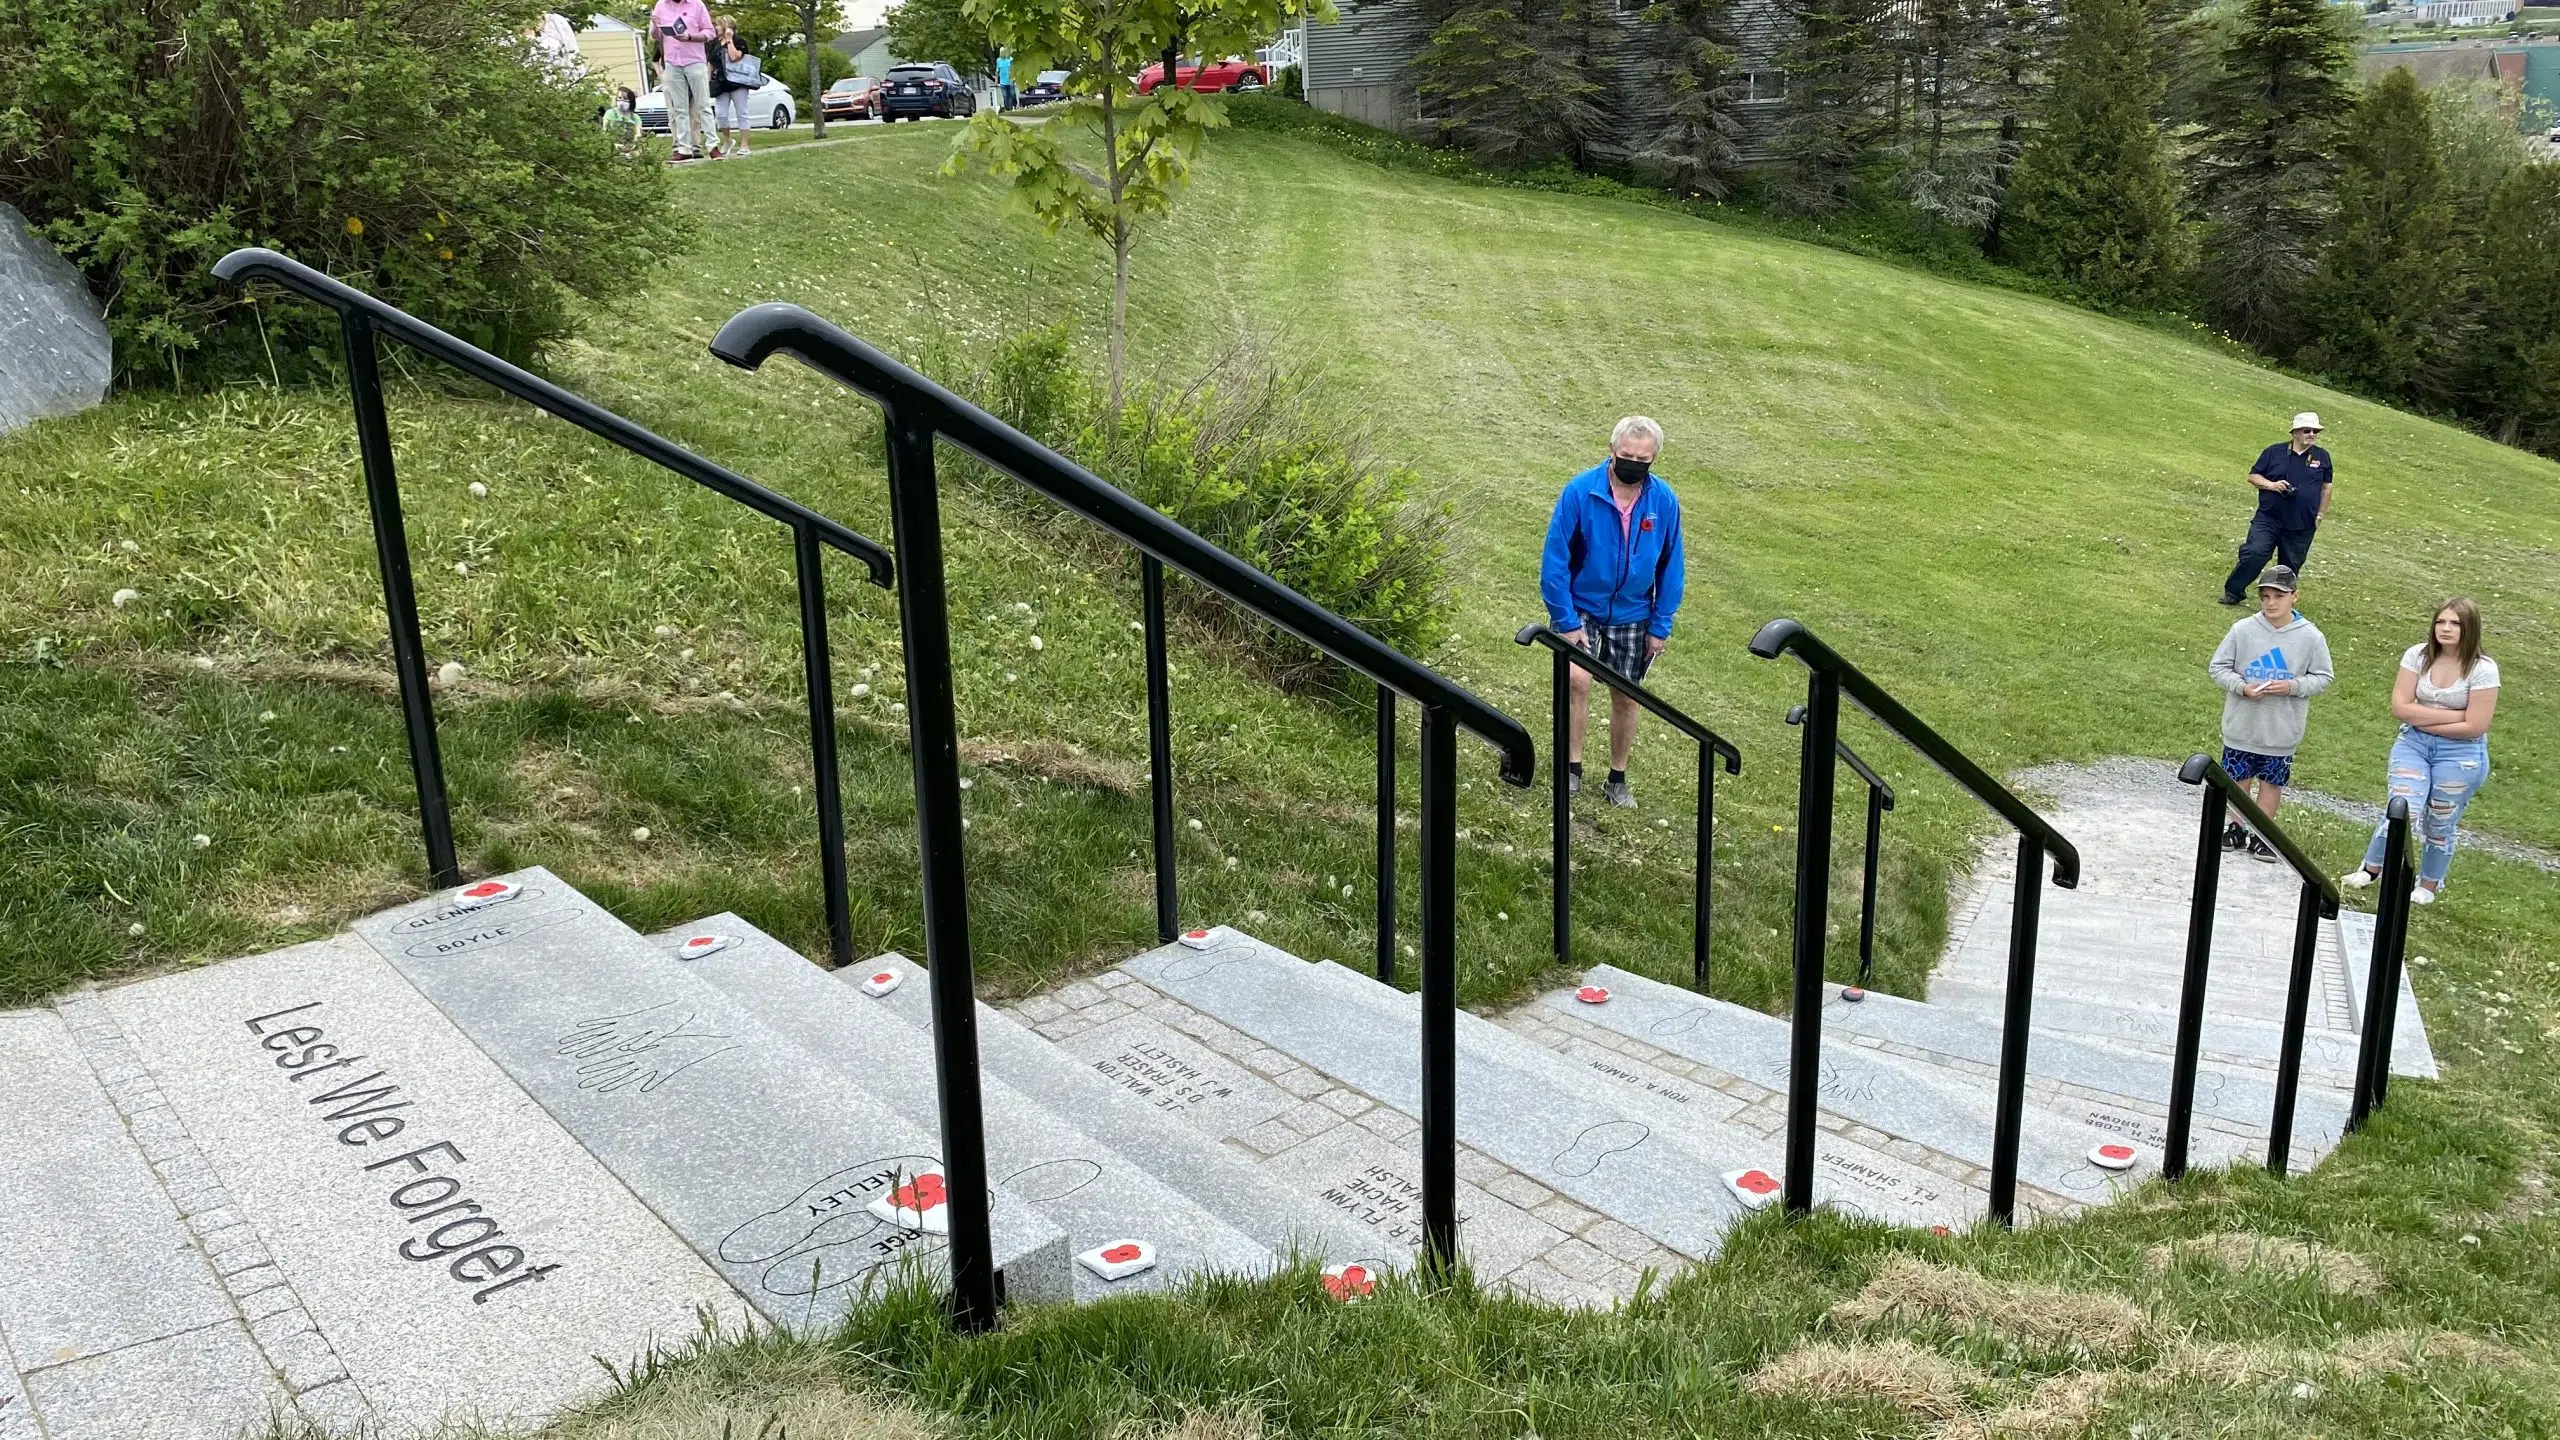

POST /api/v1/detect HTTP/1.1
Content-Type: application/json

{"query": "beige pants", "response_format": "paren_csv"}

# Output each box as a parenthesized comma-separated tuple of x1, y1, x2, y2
(663, 61, 713, 153)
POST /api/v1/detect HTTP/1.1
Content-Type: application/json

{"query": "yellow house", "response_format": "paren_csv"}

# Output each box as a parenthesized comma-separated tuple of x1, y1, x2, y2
(576, 16, 652, 97)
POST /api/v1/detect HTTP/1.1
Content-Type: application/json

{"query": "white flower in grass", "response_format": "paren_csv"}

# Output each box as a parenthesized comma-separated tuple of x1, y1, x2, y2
(1246, 909, 1267, 924)
(192, 656, 216, 671)
(962, 818, 971, 830)
(680, 647, 696, 661)
(111, 588, 139, 608)
(889, 702, 906, 716)
(1341, 885, 1354, 899)
(468, 482, 488, 498)
(1029, 635, 1044, 652)
(1188, 818, 1203, 831)
(118, 539, 139, 554)
(1003, 673, 1016, 683)
(258, 711, 276, 722)
(1015, 602, 1033, 614)
(655, 624, 681, 639)
(631, 826, 652, 842)
(958, 777, 972, 790)
(191, 833, 211, 849)
(1128, 621, 1143, 632)
(1497, 911, 1509, 922)
(851, 683, 871, 698)
(1225, 855, 1240, 869)
(453, 561, 470, 577)
(434, 661, 465, 691)
(128, 922, 146, 937)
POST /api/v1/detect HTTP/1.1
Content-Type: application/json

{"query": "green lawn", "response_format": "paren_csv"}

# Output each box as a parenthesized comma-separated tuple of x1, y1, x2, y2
(8, 110, 2560, 1439)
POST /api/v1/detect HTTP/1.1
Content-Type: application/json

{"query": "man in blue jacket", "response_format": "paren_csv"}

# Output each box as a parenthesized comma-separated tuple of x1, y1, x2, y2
(1539, 416, 1688, 808)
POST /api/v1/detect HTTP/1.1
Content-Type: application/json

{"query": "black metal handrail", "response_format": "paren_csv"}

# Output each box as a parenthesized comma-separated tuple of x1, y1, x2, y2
(2167, 755, 2341, 1179)
(210, 249, 894, 975)
(2350, 797, 2417, 1129)
(711, 303, 1534, 1323)
(1513, 624, 1740, 992)
(1748, 618, 2079, 1228)
(1785, 704, 1895, 994)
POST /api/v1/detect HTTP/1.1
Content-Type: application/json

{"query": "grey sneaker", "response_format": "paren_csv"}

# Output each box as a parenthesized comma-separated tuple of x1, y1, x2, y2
(2246, 833, 2280, 863)
(1602, 777, 1636, 809)
(1567, 769, 1582, 797)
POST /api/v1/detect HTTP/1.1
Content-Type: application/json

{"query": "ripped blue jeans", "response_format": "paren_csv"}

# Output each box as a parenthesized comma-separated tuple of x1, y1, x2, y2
(2361, 726, 2488, 887)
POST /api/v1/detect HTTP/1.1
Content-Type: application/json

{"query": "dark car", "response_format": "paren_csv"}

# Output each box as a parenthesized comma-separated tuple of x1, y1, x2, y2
(821, 74, 884, 121)
(880, 62, 976, 121)
(1020, 68, 1068, 104)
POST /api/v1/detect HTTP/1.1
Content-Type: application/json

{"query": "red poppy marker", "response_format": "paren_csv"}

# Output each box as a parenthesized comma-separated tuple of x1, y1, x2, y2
(1929, 1225, 1953, 1237)
(1321, 1262, 1376, 1301)
(1841, 986, 1866, 1003)
(1575, 985, 1611, 1005)
(1177, 927, 1218, 950)
(1722, 1167, 1781, 1211)
(2088, 1143, 2138, 1172)
(1076, 1238, 1158, 1282)
(452, 878, 520, 911)
(675, 934, 732, 961)
(858, 969, 902, 997)
(867, 1170, 951, 1233)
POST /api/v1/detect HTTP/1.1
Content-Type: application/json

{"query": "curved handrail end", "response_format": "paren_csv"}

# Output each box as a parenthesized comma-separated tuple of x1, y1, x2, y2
(2177, 753, 2212, 786)
(710, 303, 813, 373)
(1748, 617, 1806, 661)
(1513, 623, 1544, 648)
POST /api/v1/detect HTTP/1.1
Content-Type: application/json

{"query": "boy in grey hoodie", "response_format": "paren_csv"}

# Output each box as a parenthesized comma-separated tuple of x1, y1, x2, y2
(2209, 564, 2335, 860)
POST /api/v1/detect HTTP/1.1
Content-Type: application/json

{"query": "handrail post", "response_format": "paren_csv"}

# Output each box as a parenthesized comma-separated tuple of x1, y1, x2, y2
(1782, 670, 1841, 1218)
(1855, 784, 1882, 988)
(1694, 745, 1714, 992)
(1142, 556, 1177, 944)
(1988, 833, 2044, 1228)
(2371, 803, 2416, 1112)
(2165, 781, 2227, 1180)
(2350, 799, 2411, 1130)
(881, 407, 999, 1332)
(1551, 646, 1572, 972)
(339, 311, 460, 890)
(2266, 879, 2323, 1174)
(792, 523, 855, 968)
(1376, 685, 1397, 984)
(1417, 705, 1460, 1272)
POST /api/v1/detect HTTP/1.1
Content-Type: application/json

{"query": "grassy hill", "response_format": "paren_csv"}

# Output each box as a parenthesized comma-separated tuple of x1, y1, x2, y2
(5, 113, 2558, 1438)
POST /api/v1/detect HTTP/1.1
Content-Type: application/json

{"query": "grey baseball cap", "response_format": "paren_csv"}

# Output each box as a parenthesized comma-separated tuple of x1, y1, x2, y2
(2259, 565, 2299, 593)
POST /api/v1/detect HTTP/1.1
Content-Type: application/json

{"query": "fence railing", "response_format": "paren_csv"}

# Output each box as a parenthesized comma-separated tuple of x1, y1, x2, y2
(1511, 624, 1740, 992)
(209, 249, 895, 973)
(2167, 755, 2342, 1178)
(2350, 797, 2418, 1130)
(1749, 619, 2079, 1227)
(1785, 704, 1895, 996)
(710, 303, 1534, 1324)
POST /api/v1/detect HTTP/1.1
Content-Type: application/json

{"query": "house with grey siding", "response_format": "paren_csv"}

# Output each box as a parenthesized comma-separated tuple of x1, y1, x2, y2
(1301, 0, 1797, 161)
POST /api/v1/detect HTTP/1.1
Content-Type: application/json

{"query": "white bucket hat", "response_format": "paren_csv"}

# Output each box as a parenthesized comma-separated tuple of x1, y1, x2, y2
(2291, 412, 2323, 432)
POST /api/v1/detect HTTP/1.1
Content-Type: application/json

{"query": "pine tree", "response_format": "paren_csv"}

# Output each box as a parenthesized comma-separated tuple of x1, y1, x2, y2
(2189, 0, 2355, 353)
(1412, 0, 1616, 168)
(1897, 0, 1999, 227)
(2000, 0, 2184, 305)
(2297, 68, 2464, 405)
(1631, 0, 1745, 197)
(1774, 0, 1904, 213)
(1975, 0, 2062, 254)
(2469, 164, 2560, 454)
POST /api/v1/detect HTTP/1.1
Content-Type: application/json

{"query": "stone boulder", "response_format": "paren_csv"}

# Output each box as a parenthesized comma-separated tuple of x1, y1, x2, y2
(0, 203, 112, 435)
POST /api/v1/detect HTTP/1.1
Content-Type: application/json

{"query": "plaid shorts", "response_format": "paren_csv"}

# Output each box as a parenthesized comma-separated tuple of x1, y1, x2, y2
(1575, 617, 1655, 682)
(2222, 746, 2294, 788)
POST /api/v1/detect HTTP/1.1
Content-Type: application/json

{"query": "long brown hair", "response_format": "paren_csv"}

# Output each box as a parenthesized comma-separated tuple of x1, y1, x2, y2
(2422, 597, 2483, 676)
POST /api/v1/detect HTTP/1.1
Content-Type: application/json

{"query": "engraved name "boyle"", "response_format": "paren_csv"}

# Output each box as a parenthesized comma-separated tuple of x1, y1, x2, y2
(245, 1001, 561, 1306)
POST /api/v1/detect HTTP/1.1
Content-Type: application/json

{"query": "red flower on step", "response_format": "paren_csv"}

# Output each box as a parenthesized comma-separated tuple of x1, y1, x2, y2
(891, 1174, 948, 1212)
(1576, 986, 1610, 1005)
(1102, 1243, 1144, 1264)
(1322, 1264, 1374, 1300)
(1732, 1170, 1779, 1195)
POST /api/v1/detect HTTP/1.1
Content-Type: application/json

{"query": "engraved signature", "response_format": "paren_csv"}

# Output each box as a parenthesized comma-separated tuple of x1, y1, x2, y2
(555, 1001, 741, 1092)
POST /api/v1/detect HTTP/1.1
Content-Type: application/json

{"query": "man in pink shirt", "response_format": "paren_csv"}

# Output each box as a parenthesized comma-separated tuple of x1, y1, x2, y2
(652, 0, 716, 159)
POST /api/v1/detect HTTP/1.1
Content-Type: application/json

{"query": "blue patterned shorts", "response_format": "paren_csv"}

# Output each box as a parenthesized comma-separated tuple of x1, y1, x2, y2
(1575, 617, 1655, 682)
(2222, 746, 2294, 788)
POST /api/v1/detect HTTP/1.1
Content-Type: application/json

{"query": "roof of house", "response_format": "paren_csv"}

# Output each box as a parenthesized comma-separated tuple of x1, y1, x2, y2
(829, 27, 890, 55)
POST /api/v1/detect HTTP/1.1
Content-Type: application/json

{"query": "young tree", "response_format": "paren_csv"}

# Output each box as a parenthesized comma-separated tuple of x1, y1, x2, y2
(1630, 0, 1745, 197)
(2297, 68, 2463, 404)
(2469, 164, 2560, 454)
(1773, 0, 1905, 214)
(2001, 0, 2184, 305)
(2188, 0, 2355, 353)
(951, 0, 1317, 407)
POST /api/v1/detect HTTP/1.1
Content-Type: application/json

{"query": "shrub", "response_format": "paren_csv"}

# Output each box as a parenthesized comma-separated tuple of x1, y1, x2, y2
(0, 0, 689, 384)
(971, 327, 1455, 690)
(1273, 63, 1304, 100)
(768, 43, 857, 96)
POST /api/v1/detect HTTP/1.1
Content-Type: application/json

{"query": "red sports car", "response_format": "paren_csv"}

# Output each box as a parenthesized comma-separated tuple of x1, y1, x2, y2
(1134, 56, 1269, 94)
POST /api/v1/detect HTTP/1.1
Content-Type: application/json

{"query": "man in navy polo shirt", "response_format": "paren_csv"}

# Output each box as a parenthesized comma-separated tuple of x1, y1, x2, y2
(2220, 412, 2334, 605)
(1539, 416, 1687, 808)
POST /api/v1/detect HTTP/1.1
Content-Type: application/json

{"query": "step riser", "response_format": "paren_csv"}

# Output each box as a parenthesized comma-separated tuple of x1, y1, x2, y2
(1929, 979, 2368, 1081)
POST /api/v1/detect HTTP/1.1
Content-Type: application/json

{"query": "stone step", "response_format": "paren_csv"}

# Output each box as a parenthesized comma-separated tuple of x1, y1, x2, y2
(2336, 910, 2439, 1079)
(1301, 963, 1995, 1230)
(839, 952, 1387, 1269)
(1119, 930, 1765, 1262)
(1562, 965, 2155, 1208)
(1927, 976, 2369, 1083)
(1813, 983, 2344, 1172)
(654, 918, 1274, 1301)
(82, 932, 749, 1435)
(352, 869, 1070, 1325)
(0, 1004, 286, 1440)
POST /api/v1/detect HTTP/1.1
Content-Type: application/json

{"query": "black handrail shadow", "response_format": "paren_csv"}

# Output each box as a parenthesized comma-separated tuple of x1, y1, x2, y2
(1785, 704, 1895, 994)
(1513, 624, 1739, 992)
(1749, 618, 2080, 1228)
(2168, 755, 2343, 1179)
(711, 302, 1534, 1327)
(210, 248, 892, 975)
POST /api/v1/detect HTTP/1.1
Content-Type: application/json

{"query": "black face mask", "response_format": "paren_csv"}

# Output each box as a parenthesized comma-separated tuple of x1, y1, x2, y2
(1610, 456, 1651, 486)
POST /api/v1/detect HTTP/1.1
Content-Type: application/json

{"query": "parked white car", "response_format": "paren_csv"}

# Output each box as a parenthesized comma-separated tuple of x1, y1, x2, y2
(636, 78, 797, 134)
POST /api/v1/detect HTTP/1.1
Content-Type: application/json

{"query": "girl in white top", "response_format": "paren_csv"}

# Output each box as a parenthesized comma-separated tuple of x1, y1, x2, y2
(2342, 598, 2499, 904)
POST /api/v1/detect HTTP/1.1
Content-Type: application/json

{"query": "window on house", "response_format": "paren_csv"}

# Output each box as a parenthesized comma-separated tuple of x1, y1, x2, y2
(1741, 69, 1786, 103)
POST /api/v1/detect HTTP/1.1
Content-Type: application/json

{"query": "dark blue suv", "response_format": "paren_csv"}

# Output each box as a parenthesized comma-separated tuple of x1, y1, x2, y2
(881, 63, 977, 121)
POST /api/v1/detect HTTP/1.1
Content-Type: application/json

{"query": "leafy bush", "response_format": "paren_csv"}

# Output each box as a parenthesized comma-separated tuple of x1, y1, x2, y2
(768, 42, 857, 97)
(971, 326, 1455, 690)
(1273, 63, 1304, 100)
(0, 0, 688, 384)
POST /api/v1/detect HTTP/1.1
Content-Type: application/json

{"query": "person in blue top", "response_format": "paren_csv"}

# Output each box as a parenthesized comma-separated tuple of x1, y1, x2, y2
(2220, 411, 2335, 605)
(1539, 416, 1687, 808)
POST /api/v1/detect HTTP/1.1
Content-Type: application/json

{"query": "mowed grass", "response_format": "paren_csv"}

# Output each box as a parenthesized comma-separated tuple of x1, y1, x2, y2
(6, 113, 2560, 1438)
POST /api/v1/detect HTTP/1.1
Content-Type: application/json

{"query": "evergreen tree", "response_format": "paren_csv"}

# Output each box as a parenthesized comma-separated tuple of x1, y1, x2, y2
(2189, 0, 2355, 353)
(1412, 0, 1616, 167)
(1975, 0, 2061, 254)
(1631, 0, 1745, 197)
(1897, 0, 1999, 227)
(2000, 0, 2183, 305)
(1773, 0, 1903, 213)
(2469, 164, 2560, 454)
(2297, 68, 2464, 405)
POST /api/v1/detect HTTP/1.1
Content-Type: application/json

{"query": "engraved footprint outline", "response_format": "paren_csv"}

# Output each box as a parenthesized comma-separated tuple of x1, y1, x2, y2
(1157, 951, 1249, 984)
(1548, 1119, 1648, 1177)
(759, 1229, 950, 1297)
(1004, 1157, 1104, 1204)
(1647, 1009, 1709, 1038)
(719, 1154, 936, 1264)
